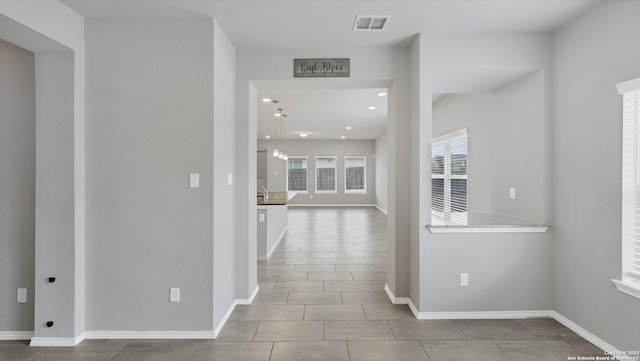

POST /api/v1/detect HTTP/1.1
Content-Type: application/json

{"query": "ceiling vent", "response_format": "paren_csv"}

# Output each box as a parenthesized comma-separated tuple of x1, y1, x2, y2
(353, 15, 391, 31)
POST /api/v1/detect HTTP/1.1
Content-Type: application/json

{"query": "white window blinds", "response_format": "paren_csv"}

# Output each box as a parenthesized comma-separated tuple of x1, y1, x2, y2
(431, 130, 468, 221)
(619, 77, 640, 284)
(316, 157, 337, 192)
(345, 156, 366, 192)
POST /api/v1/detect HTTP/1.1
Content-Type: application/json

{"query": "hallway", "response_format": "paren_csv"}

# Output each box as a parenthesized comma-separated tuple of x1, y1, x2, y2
(0, 208, 608, 360)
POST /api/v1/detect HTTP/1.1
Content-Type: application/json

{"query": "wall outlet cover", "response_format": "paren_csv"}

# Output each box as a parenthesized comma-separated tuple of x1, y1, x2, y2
(17, 288, 27, 303)
(189, 173, 200, 188)
(170, 287, 180, 302)
(460, 273, 469, 287)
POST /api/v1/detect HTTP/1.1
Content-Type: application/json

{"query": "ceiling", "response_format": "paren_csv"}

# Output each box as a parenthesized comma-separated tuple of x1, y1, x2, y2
(60, 0, 602, 49)
(257, 88, 388, 141)
(58, 0, 603, 140)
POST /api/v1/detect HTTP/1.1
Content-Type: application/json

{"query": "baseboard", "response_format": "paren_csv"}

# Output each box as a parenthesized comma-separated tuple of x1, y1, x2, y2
(0, 331, 33, 340)
(84, 331, 215, 340)
(550, 311, 626, 359)
(267, 226, 287, 259)
(384, 284, 410, 305)
(213, 285, 260, 337)
(389, 291, 623, 357)
(375, 204, 388, 214)
(288, 204, 376, 208)
(30, 334, 85, 347)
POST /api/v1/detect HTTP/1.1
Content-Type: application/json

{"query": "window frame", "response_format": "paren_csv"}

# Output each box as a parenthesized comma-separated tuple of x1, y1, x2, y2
(431, 129, 468, 220)
(315, 156, 338, 194)
(344, 156, 367, 194)
(286, 156, 308, 193)
(613, 77, 640, 300)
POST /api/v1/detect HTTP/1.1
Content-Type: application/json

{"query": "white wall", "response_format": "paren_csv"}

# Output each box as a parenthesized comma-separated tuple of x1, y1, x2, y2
(432, 93, 493, 214)
(257, 139, 376, 205)
(86, 19, 215, 331)
(0, 38, 35, 332)
(0, 0, 86, 341)
(552, 0, 640, 350)
(212, 19, 238, 331)
(374, 133, 388, 212)
(432, 71, 547, 222)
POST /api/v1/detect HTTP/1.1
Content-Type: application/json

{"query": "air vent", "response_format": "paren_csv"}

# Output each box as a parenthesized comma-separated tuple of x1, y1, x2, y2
(353, 15, 391, 31)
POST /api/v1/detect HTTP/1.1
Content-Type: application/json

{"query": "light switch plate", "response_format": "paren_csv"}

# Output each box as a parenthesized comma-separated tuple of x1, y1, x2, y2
(509, 187, 516, 199)
(170, 287, 180, 302)
(460, 273, 469, 287)
(17, 288, 27, 303)
(190, 173, 200, 189)
(227, 173, 233, 186)
(259, 214, 265, 222)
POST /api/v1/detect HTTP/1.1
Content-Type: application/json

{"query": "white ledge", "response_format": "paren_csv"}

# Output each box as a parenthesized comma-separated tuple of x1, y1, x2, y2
(427, 226, 549, 234)
(611, 279, 640, 300)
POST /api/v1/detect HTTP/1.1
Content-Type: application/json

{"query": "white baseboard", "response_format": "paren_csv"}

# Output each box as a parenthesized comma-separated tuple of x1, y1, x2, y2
(267, 226, 287, 259)
(288, 204, 376, 208)
(213, 285, 260, 337)
(550, 311, 625, 358)
(84, 331, 215, 340)
(30, 334, 85, 347)
(375, 204, 388, 214)
(382, 288, 623, 358)
(384, 284, 410, 305)
(0, 331, 33, 340)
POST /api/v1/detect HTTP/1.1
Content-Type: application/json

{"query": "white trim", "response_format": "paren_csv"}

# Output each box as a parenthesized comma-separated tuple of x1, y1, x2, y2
(236, 285, 260, 305)
(213, 300, 238, 338)
(375, 204, 388, 214)
(288, 204, 377, 208)
(394, 297, 622, 359)
(30, 334, 85, 347)
(432, 128, 468, 144)
(410, 309, 555, 320)
(0, 331, 33, 340)
(550, 311, 625, 359)
(611, 279, 640, 300)
(427, 226, 549, 233)
(267, 226, 287, 259)
(84, 331, 215, 340)
(617, 76, 640, 94)
(384, 284, 410, 305)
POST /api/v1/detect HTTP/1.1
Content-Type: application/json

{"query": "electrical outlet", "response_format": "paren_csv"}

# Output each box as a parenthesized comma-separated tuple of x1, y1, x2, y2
(170, 287, 180, 302)
(460, 273, 469, 287)
(227, 173, 233, 185)
(17, 288, 27, 303)
(189, 173, 200, 188)
(509, 187, 516, 199)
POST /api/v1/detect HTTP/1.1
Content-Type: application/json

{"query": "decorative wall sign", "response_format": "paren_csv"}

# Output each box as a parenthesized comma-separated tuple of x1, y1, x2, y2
(294, 58, 350, 78)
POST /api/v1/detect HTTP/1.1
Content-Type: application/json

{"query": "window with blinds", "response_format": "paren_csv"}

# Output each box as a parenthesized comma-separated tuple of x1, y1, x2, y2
(287, 157, 308, 192)
(616, 77, 640, 297)
(316, 156, 337, 193)
(345, 156, 366, 193)
(431, 129, 468, 222)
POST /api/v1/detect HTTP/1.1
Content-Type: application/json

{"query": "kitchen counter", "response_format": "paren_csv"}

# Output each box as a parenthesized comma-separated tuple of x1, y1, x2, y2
(257, 191, 297, 207)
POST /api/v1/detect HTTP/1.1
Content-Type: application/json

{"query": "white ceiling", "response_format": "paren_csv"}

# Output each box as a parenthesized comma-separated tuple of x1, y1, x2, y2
(257, 88, 388, 140)
(57, 0, 602, 140)
(60, 0, 602, 49)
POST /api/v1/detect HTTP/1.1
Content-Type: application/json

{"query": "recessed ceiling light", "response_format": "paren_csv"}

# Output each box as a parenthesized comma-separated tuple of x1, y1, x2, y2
(377, 92, 387, 97)
(341, 135, 346, 139)
(265, 135, 270, 139)
(262, 98, 272, 103)
(346, 126, 352, 130)
(368, 106, 376, 110)
(299, 132, 309, 138)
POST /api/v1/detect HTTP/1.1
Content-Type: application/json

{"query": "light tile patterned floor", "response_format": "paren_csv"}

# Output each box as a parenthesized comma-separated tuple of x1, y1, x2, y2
(0, 207, 607, 360)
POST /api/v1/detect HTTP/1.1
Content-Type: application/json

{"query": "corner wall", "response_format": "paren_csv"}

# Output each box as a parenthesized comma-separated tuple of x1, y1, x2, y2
(374, 134, 388, 212)
(0, 38, 35, 333)
(552, 0, 640, 350)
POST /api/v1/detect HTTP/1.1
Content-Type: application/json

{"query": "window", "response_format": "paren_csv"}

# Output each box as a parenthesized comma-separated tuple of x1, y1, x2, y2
(316, 156, 337, 193)
(431, 129, 467, 221)
(287, 157, 308, 192)
(345, 156, 366, 193)
(614, 77, 640, 299)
